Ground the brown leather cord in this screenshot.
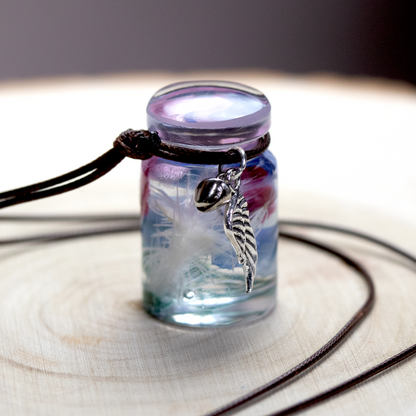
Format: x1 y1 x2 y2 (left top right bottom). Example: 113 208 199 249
204 221 416 416
0 220 141 246
0 213 141 222
151 132 271 164
3 217 416 414
266 343 416 416
1 126 416 415
0 129 270 210
0 148 124 209
280 220 416 265
204 231 375 416
114 129 272 164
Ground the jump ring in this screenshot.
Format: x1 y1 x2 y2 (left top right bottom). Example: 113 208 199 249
218 147 247 176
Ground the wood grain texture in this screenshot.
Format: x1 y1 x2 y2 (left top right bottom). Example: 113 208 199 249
1 71 416 415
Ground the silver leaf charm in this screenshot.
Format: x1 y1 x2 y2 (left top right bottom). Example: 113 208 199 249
193 148 258 293
223 188 257 293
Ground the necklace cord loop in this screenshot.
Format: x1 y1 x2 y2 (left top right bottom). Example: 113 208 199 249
218 146 247 178
113 129 161 160
0 129 270 210
4 130 415 415
150 132 270 165
0 216 415 414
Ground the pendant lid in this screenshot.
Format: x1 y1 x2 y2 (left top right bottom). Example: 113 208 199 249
146 80 271 149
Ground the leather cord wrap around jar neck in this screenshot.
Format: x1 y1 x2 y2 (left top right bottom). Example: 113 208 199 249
2 129 416 415
114 129 271 164
0 129 270 210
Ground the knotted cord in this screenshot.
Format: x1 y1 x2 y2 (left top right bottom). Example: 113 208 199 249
0 129 415 415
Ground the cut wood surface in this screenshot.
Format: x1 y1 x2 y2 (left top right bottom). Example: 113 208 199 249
1 71 416 415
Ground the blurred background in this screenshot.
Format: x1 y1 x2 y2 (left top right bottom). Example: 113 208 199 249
0 0 415 84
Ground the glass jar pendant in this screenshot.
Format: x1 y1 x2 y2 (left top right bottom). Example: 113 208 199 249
141 81 278 327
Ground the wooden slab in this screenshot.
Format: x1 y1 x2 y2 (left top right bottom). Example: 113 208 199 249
1 71 416 415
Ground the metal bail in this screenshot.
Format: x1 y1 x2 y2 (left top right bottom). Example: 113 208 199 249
194 147 258 293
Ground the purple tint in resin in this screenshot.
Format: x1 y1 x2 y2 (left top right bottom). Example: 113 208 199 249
142 80 277 327
147 81 271 147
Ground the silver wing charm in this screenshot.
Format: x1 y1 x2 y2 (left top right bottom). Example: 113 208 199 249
193 147 258 293
224 190 257 293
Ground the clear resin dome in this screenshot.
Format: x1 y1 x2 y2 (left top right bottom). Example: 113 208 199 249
146 80 271 148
